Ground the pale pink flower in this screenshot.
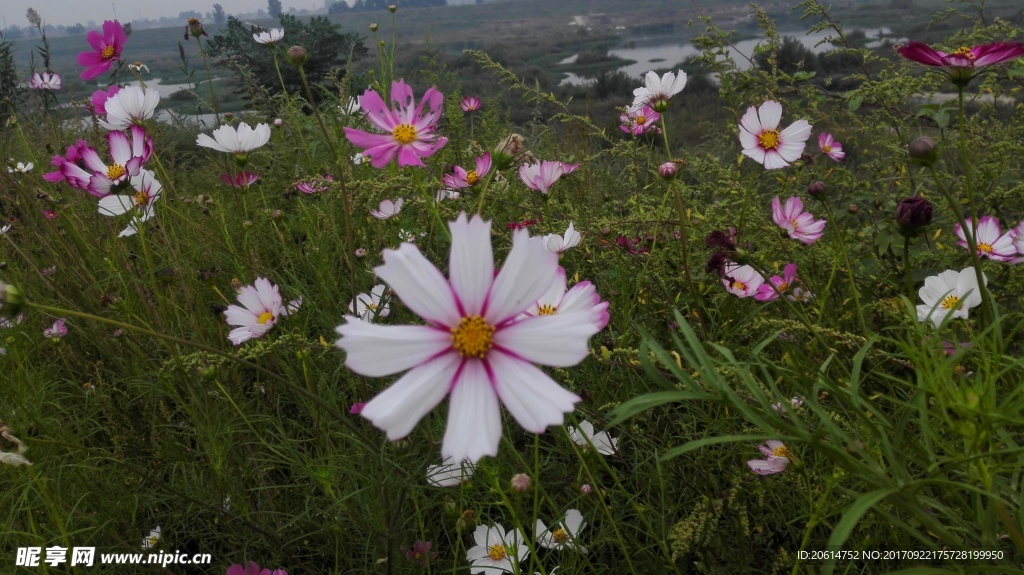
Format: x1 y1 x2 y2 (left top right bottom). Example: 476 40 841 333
343 79 448 168
349 284 390 321
630 69 687 112
30 72 61 90
98 85 161 130
817 132 845 162
771 196 826 244
44 318 67 340
738 101 812 170
294 174 333 194
252 28 284 45
443 153 491 189
722 262 764 298
335 213 601 463
57 126 153 197
747 440 791 475
221 171 261 188
224 278 284 345
520 267 609 331
954 216 1016 261
1011 221 1024 264
755 263 797 301
619 104 660 136
427 456 475 487
196 122 271 157
544 222 581 253
371 198 404 219
519 161 573 195
460 96 481 112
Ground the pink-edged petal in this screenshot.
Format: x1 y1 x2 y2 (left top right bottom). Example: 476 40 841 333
487 350 580 433
485 230 559 324
360 352 461 439
493 313 597 367
442 360 502 462
779 119 812 147
374 243 462 327
742 145 767 165
757 100 783 130
236 284 265 314
335 318 452 377
738 129 759 151
762 150 789 170
448 213 494 316
739 105 762 135
224 305 258 327
776 140 806 164
747 458 787 475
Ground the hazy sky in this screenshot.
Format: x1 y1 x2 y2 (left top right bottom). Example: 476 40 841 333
2 0 340 28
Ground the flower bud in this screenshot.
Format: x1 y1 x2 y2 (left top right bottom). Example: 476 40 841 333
0 281 25 317
847 203 859 214
580 483 593 495
355 248 367 258
286 45 308 66
510 473 531 492
492 133 531 170
388 4 397 12
273 118 283 127
895 196 933 236
271 209 282 220
908 136 938 166
369 22 379 32
806 180 826 198
184 17 207 40
658 162 677 179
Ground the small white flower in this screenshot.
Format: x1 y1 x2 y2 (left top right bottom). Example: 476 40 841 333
466 524 529 574
426 456 475 487
142 526 161 550
371 198 404 219
128 61 150 73
0 428 32 467
98 85 161 131
536 509 587 552
97 169 162 237
223 277 284 344
196 122 272 154
352 152 366 165
341 97 361 116
253 28 285 45
544 222 581 253
436 188 460 202
0 224 9 235
7 162 33 173
349 284 390 321
771 396 803 413
916 267 986 327
568 420 617 455
630 69 687 112
280 295 303 316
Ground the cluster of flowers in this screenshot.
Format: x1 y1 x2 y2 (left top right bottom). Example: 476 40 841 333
467 510 587 573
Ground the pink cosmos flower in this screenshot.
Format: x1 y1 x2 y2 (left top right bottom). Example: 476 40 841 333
771 196 826 244
747 440 791 475
817 132 845 162
519 267 609 331
349 402 365 415
44 318 67 340
896 41 1024 85
30 72 62 90
42 209 58 220
294 174 333 194
519 161 574 195
371 198 404 219
443 153 491 189
225 562 288 575
78 20 127 80
44 140 90 184
224 278 284 345
343 80 448 169
89 85 121 115
738 101 812 170
404 541 437 566
335 213 603 463
221 171 261 188
722 262 764 298
1011 221 1024 264
59 126 154 197
755 263 797 302
460 96 481 112
619 105 660 136
954 216 1016 261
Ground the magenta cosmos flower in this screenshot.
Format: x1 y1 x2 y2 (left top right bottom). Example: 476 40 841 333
722 262 764 298
738 101 812 170
55 126 154 197
224 278 285 345
226 562 287 575
817 132 845 162
444 153 491 189
78 20 127 80
519 160 575 195
460 96 481 112
335 213 603 463
619 104 660 136
897 41 1024 85
89 85 120 115
222 171 261 188
343 80 448 169
771 196 826 244
755 263 798 302
954 216 1016 261
747 440 791 475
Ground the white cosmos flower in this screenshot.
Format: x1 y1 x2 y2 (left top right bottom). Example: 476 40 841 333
0 224 10 235
142 526 161 550
253 28 284 45
536 509 587 552
0 428 32 466
371 198 404 219
738 100 812 170
128 61 150 73
349 284 390 321
544 222 581 253
224 277 284 344
916 267 986 327
519 267 609 331
97 169 162 237
426 456 475 487
336 213 602 463
466 524 529 574
7 162 33 173
568 420 617 455
196 122 271 154
98 85 161 131
630 69 687 112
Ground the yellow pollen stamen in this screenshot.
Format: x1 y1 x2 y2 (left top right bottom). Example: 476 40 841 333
537 304 558 316
107 163 126 181
978 243 993 254
487 544 507 561
952 46 976 61
257 311 274 324
789 218 800 230
822 145 832 153
134 191 148 207
777 282 789 292
772 446 791 458
636 115 646 124
133 61 142 67
451 315 494 358
101 45 116 59
466 170 479 185
758 129 781 150
941 295 960 310
392 123 417 145
733 281 746 291
553 528 569 544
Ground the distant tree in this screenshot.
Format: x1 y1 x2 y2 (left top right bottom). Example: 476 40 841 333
268 0 283 17
0 33 17 124
755 36 819 75
328 2 350 13
177 10 203 20
212 3 226 25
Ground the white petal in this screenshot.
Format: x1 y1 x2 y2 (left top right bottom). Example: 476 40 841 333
442 360 502 463
485 230 558 324
488 349 580 433
448 213 494 316
757 100 783 130
375 243 461 327
360 353 460 439
335 318 452 377
97 194 135 216
493 313 597 366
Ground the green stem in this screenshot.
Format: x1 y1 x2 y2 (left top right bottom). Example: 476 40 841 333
903 236 915 300
195 36 221 124
821 201 868 334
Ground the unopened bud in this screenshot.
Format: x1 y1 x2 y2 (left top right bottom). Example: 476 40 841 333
580 484 593 495
908 136 938 166
658 161 677 179
895 196 933 236
271 209 282 220
388 4 397 12
286 45 308 66
369 22 379 32
806 180 826 198
847 203 859 214
0 281 25 316
510 473 531 492
273 118 282 127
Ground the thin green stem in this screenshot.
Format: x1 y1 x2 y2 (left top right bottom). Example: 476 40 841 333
903 236 915 300
195 36 221 124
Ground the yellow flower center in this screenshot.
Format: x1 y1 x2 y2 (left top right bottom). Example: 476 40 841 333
772 446 791 458
392 123 417 145
257 311 274 324
758 129 781 150
107 164 126 181
941 295 960 310
147 536 158 547
487 544 507 561
101 45 116 60
636 115 646 124
978 243 993 254
553 528 569 544
732 281 746 291
952 46 976 61
822 145 832 153
466 170 479 185
451 315 494 358
537 304 557 316
134 191 148 207
777 281 789 292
